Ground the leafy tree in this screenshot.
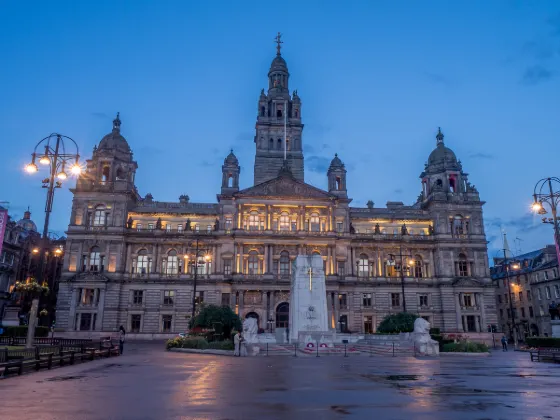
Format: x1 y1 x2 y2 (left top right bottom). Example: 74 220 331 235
189 304 242 339
377 312 419 333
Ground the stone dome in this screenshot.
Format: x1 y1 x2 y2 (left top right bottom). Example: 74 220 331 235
269 55 288 74
98 113 131 154
426 128 460 171
224 149 238 165
17 210 37 232
329 153 344 169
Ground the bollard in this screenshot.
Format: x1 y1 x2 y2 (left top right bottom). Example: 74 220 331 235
316 341 320 357
293 343 297 357
392 342 395 357
344 344 348 358
266 342 269 357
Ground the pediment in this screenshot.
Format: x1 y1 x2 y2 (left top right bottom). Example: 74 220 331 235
235 176 335 200
452 278 482 287
71 272 110 282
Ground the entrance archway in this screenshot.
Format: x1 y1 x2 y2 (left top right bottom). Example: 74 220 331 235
276 302 289 328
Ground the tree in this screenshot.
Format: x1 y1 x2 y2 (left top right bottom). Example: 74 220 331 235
377 312 418 334
189 304 242 339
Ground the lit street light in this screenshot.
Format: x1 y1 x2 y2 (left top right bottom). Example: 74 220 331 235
532 177 560 264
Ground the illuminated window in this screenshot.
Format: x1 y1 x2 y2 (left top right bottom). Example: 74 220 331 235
358 254 369 278
310 213 320 232
92 205 106 226
279 251 290 275
279 212 290 231
166 250 178 275
248 211 260 231
248 250 259 275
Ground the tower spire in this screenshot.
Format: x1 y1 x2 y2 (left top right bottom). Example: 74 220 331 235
274 32 283 56
436 127 444 145
113 112 121 131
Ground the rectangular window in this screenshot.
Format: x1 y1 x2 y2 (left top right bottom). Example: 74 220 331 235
419 294 429 307
507 308 511 318
466 315 476 332
131 314 141 333
195 291 204 306
505 293 509 303
291 221 297 231
337 262 345 276
499 308 503 318
225 217 233 230
529 306 534 317
391 293 401 308
463 293 473 307
521 307 526 318
221 293 230 306
546 286 551 299
363 316 373 334
555 285 560 298
545 271 550 280
132 290 143 305
162 315 173 333
79 313 92 331
224 259 232 275
518 291 523 302
458 261 468 277
497 295 502 304
177 224 183 232
362 293 372 307
336 222 343 232
81 289 95 305
136 223 142 231
148 223 154 230
538 288 542 300
163 290 175 305
195 224 200 232
166 224 172 231
207 225 212 233
527 290 532 301
502 279 506 288
338 293 347 309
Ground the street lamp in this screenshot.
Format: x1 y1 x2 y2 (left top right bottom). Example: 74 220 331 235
183 237 212 321
388 246 415 312
24 133 81 285
532 177 560 263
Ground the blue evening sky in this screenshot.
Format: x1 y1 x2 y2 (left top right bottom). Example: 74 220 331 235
1 0 559 261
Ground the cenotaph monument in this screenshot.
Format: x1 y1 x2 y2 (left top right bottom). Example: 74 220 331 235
289 255 331 343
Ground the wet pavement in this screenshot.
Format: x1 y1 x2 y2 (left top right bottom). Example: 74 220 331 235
1 343 559 420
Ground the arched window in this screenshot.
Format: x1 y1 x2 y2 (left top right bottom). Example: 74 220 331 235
248 250 259 275
277 138 282 150
101 166 110 184
279 212 290 231
166 250 178 275
294 109 298 118
336 177 342 190
449 177 456 193
276 302 289 328
116 167 125 180
458 253 468 277
269 138 274 150
286 139 290 151
227 174 233 188
93 205 106 227
89 246 101 272
414 256 423 278
358 254 369 278
137 249 149 274
280 251 290 275
310 213 320 232
248 211 260 231
260 106 265 117
277 109 282 118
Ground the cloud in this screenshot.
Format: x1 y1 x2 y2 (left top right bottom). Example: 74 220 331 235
520 65 555 85
394 188 403 194
468 152 495 160
91 112 109 119
303 144 315 154
306 156 330 174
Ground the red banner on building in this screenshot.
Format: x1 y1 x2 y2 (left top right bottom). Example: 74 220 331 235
0 207 7 257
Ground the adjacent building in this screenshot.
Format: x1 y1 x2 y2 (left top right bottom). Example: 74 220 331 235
492 245 559 339
55 40 496 337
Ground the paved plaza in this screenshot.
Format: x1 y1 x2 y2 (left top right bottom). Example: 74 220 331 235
1 343 559 420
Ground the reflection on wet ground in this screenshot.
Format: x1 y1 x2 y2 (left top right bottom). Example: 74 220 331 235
1 343 559 420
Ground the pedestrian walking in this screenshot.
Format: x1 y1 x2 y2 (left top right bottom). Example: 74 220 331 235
119 325 126 355
501 334 508 352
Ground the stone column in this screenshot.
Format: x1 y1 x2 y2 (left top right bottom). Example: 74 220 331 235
479 293 486 328
96 288 106 331
264 245 269 273
154 244 160 274
455 293 464 332
69 288 79 330
332 246 337 276
334 292 341 332
327 247 332 275
230 291 236 310
238 291 244 318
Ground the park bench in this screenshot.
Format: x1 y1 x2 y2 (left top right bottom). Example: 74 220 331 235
0 360 23 376
34 352 54 371
529 348 560 363
58 350 76 366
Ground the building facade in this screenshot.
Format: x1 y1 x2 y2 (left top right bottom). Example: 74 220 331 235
492 245 559 339
55 43 496 337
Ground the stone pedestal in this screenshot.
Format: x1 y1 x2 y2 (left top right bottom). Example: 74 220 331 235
289 255 329 342
2 305 21 326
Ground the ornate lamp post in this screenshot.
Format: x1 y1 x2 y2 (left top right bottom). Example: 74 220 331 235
503 253 520 348
183 237 212 322
532 177 560 263
24 133 80 346
388 246 415 313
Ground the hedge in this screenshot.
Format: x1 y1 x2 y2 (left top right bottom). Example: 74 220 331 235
166 336 234 351
442 342 489 353
431 334 455 351
525 337 560 348
377 312 419 333
0 326 50 337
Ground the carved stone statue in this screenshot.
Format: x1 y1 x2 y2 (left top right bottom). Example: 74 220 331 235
126 216 133 229
401 224 408 235
367 200 374 209
408 318 439 356
214 218 219 231
349 223 355 234
156 218 162 230
374 223 381 234
186 219 191 231
145 193 153 203
428 225 434 236
242 317 258 344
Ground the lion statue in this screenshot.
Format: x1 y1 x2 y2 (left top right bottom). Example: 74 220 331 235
413 317 431 335
242 317 258 344
410 317 439 356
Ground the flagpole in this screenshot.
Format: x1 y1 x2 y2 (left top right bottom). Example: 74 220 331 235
284 99 287 161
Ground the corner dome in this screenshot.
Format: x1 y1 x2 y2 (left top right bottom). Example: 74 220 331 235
329 153 344 169
98 113 131 154
426 128 460 171
269 55 288 73
224 149 238 165
17 210 37 232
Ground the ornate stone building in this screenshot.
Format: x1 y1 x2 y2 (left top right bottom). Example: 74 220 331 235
55 42 496 337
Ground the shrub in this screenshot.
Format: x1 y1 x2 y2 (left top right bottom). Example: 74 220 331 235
190 305 242 339
377 312 419 334
429 328 440 335
442 341 489 353
207 340 234 350
166 337 234 351
525 337 560 348
0 326 49 337
431 334 454 351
